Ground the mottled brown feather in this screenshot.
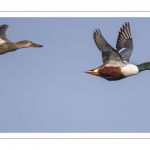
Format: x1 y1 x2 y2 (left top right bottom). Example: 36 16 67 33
0 42 18 54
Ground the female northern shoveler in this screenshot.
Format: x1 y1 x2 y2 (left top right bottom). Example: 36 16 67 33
85 22 150 81
0 24 43 55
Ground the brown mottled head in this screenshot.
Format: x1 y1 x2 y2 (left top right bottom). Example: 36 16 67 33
16 40 43 48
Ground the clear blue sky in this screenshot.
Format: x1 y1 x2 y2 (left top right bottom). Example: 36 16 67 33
0 18 150 132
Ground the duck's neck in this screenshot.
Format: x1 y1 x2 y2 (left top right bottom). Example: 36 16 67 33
15 41 28 49
137 62 150 72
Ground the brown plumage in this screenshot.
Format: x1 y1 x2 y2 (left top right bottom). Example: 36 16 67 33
98 66 125 81
0 24 43 55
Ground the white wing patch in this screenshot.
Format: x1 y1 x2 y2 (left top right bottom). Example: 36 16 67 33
0 38 6 44
119 48 126 53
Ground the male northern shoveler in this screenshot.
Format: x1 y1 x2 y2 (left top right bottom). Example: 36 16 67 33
0 24 43 55
85 22 150 81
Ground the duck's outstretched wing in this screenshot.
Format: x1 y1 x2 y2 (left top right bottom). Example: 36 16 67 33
93 29 124 66
116 22 133 63
0 25 10 43
0 25 9 36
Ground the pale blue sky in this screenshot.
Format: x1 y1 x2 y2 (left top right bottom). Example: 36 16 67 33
0 18 150 132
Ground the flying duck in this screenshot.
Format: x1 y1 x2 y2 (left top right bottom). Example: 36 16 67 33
0 24 43 55
85 22 150 81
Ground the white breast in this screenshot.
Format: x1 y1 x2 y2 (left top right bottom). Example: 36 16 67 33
121 64 139 77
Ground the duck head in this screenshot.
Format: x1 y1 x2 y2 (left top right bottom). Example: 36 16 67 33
16 40 43 48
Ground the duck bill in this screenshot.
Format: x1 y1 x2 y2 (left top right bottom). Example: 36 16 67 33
30 42 43 48
84 71 99 76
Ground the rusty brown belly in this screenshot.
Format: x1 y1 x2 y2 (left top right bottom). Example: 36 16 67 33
98 66 126 81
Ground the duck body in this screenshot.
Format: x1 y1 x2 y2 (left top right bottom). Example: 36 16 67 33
0 24 43 55
88 64 139 81
0 41 18 54
86 22 150 81
0 40 43 55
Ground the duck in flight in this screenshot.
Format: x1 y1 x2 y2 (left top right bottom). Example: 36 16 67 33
85 22 150 81
0 24 43 55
